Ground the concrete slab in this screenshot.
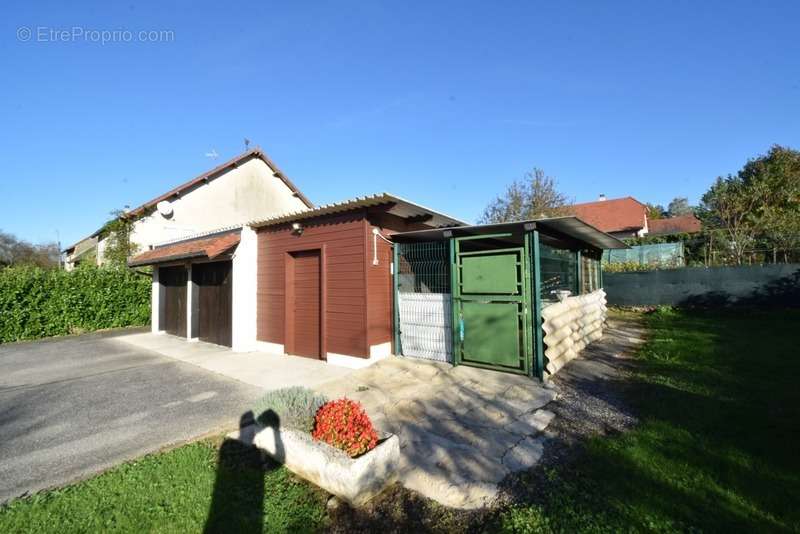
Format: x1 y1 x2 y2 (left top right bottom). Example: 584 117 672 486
315 356 559 509
115 333 354 391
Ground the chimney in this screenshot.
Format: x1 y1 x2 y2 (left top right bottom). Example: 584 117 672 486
598 194 606 201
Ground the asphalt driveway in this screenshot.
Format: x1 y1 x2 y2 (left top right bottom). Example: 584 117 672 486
0 329 261 504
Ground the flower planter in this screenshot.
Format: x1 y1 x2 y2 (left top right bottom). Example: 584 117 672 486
236 424 400 505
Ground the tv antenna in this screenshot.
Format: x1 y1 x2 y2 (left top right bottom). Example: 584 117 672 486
244 138 251 151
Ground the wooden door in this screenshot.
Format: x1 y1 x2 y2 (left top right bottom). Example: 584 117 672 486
160 266 187 337
291 250 321 358
194 261 233 347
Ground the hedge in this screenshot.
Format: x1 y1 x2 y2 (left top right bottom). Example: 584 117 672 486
0 265 151 343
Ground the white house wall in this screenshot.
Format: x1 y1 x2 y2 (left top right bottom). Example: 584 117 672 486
96 157 309 264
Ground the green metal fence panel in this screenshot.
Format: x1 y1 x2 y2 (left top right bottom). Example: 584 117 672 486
396 241 452 362
603 242 684 267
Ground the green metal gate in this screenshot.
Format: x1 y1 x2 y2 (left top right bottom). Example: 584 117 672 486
451 234 533 375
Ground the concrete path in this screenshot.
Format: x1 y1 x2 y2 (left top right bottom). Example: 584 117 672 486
115 333 354 391
316 358 558 509
0 330 260 504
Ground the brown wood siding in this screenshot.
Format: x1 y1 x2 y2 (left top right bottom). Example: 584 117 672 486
365 212 433 350
257 211 368 357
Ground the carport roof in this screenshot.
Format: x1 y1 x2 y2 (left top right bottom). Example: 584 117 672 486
390 216 629 250
248 192 466 228
128 230 241 267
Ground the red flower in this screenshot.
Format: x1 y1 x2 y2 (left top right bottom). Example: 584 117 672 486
312 398 378 457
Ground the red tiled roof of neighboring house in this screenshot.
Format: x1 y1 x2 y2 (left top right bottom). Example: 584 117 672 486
128 231 240 267
126 148 314 218
647 214 702 236
566 197 648 234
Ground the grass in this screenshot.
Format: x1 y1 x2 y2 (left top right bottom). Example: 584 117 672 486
3 309 798 533
0 438 327 533
498 308 800 533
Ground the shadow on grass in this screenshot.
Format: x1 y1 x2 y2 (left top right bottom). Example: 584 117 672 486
204 411 269 534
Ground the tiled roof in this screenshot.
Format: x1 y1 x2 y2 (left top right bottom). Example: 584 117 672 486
128 231 240 267
648 214 702 236
566 197 647 233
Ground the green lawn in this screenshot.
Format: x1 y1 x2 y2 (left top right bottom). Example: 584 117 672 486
3 309 798 533
0 438 327 533
499 308 800 533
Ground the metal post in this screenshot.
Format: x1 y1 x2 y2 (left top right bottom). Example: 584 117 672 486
392 243 402 356
449 237 460 366
531 230 545 381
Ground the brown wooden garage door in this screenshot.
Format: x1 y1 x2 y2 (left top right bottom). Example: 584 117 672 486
291 250 321 358
193 261 232 347
160 266 187 337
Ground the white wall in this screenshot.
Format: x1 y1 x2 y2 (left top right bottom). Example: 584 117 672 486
151 267 161 333
231 226 258 352
95 157 309 264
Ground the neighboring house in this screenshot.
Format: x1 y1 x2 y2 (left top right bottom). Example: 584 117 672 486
647 214 702 237
567 195 650 238
63 148 313 270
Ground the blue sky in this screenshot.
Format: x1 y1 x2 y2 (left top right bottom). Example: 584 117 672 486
2 1 798 247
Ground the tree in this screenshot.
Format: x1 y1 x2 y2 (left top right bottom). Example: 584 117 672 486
646 203 665 220
700 176 759 265
667 197 693 217
479 168 569 224
100 210 140 268
738 145 800 261
0 230 60 268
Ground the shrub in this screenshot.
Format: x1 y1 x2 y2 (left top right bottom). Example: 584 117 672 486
252 387 327 433
312 398 378 457
0 264 151 343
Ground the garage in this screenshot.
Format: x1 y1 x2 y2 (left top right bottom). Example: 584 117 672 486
160 265 187 337
192 260 233 347
128 230 242 348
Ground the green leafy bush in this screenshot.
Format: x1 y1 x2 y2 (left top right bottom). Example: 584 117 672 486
252 387 328 433
0 265 151 343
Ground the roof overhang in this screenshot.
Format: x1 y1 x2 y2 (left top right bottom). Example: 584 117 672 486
391 216 629 250
248 193 465 229
127 230 241 267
